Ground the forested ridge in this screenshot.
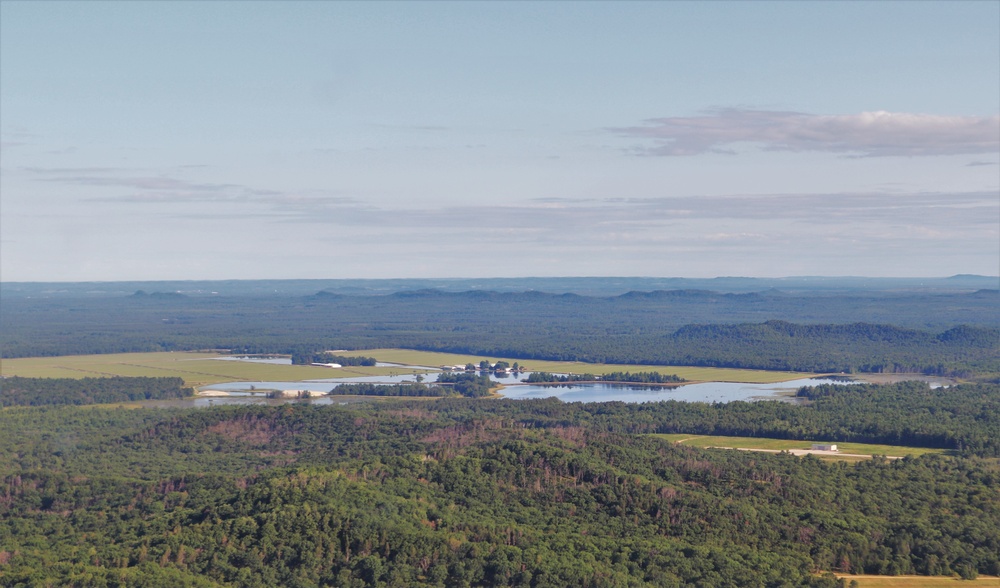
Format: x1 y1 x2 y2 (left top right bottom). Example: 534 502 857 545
4 275 995 299
3 289 997 376
1 387 999 587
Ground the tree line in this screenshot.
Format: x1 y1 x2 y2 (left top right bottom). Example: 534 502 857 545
332 383 448 397
0 376 191 407
526 371 685 384
290 352 377 366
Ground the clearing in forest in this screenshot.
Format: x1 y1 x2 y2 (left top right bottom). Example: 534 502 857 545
653 434 950 461
1 349 819 387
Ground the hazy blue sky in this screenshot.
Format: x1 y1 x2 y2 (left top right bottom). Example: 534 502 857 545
2 1 998 281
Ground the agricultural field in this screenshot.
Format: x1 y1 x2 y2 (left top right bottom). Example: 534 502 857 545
0 349 818 387
0 351 419 387
653 434 950 460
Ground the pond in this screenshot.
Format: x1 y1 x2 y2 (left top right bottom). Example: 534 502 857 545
497 377 849 404
163 375 864 409
148 362 952 409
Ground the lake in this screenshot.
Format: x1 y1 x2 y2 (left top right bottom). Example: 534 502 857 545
147 359 952 409
497 377 844 403
151 375 866 409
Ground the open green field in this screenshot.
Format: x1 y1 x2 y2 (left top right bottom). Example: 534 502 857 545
1 349 818 387
653 434 949 460
834 575 1000 587
0 352 430 388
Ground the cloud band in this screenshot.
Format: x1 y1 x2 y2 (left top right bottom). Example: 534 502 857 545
612 109 1000 157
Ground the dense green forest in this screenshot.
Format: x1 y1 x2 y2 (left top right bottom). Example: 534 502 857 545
2 290 998 376
0 376 191 407
1 388 998 587
2 378 995 456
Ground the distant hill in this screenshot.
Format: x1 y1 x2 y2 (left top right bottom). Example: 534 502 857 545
2 275 997 298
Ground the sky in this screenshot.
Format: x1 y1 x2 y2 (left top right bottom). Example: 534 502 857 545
1 1 998 282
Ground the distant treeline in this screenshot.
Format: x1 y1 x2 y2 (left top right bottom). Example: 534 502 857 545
290 351 376 366
0 376 191 407
331 383 447 397
3 290 998 377
526 371 685 384
333 373 494 399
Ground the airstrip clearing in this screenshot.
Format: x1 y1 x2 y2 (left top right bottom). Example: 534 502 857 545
1 349 818 387
654 434 949 461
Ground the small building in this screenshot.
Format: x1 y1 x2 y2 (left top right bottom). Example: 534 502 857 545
811 443 838 451
311 363 342 368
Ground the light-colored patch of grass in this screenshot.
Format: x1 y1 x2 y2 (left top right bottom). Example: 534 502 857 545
651 434 948 459
0 352 435 388
835 574 1000 587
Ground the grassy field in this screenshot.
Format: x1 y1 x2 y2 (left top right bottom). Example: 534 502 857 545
834 574 999 587
1 349 818 387
0 352 431 388
653 434 949 460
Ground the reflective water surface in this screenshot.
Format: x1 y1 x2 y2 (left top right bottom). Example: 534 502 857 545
151 376 859 408
497 378 846 404
140 361 951 409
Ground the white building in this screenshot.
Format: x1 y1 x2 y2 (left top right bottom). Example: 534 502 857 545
811 443 838 451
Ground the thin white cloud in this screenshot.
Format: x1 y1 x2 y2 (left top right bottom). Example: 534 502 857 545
269 191 999 240
23 166 126 174
40 174 241 193
25 168 293 203
612 109 1000 157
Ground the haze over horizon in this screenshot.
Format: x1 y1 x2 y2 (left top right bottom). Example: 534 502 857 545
2 1 998 282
